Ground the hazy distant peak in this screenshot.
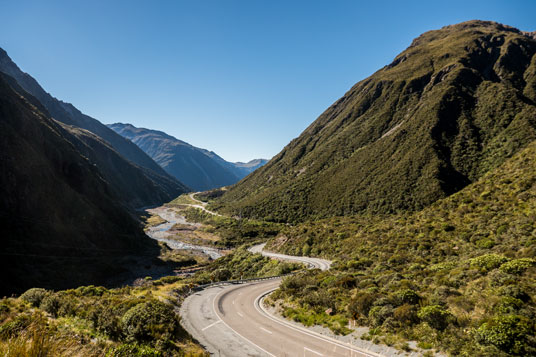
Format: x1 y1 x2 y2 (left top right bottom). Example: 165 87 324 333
108 122 268 191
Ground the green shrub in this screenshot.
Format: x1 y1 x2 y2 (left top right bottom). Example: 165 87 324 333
369 305 393 327
153 276 182 286
417 305 451 330
212 268 231 281
75 285 107 297
494 296 523 314
394 289 420 305
0 313 33 338
121 301 178 346
499 258 536 275
476 314 534 355
498 285 530 302
96 305 123 339
469 254 508 272
348 291 376 318
393 304 418 325
109 343 162 356
40 293 62 317
20 288 48 307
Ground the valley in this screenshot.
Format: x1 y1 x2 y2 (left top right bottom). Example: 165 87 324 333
1 16 535 357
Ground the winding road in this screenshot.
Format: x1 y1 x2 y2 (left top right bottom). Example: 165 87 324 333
180 244 381 357
185 192 223 216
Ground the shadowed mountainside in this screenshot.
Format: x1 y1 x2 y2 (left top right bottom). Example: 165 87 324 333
0 72 162 295
0 48 190 206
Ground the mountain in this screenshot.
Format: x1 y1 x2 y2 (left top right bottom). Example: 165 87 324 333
0 48 189 206
268 137 536 356
213 20 536 222
0 72 161 295
108 123 268 191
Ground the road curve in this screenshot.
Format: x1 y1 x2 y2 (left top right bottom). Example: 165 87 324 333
248 243 331 271
180 245 381 356
184 192 222 216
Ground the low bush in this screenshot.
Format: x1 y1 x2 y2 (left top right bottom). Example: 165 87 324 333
417 305 451 331
20 288 48 307
121 301 179 347
476 314 535 355
469 254 508 272
499 258 536 275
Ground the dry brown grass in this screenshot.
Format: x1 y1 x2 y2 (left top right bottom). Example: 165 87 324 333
0 314 106 357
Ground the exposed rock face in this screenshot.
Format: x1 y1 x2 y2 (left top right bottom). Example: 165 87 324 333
214 20 536 222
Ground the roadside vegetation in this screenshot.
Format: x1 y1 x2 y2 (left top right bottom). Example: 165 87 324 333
0 285 206 356
264 140 536 356
0 244 301 357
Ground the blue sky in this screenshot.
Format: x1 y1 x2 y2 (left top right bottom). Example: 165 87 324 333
1 1 535 162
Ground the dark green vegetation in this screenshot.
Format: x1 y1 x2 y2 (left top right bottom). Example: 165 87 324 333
0 286 206 356
0 48 189 208
0 246 297 356
214 21 536 222
108 123 267 191
265 138 536 355
0 71 170 295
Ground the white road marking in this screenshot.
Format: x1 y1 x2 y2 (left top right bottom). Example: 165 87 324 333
304 347 323 356
232 300 235 305
201 320 222 331
260 327 273 334
213 286 276 357
254 289 379 357
237 312 244 317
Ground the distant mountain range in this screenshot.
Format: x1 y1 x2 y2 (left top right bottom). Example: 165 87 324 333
108 123 268 191
0 48 190 207
213 20 536 222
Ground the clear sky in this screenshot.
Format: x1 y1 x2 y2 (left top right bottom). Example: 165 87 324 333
1 1 535 162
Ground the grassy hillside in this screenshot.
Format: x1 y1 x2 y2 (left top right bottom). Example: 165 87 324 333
214 20 536 222
266 138 536 355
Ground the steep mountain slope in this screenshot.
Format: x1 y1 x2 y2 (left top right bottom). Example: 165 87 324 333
0 48 189 205
108 123 267 191
0 73 160 295
268 137 536 356
214 20 536 222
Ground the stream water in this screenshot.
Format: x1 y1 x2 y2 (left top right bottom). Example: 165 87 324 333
145 207 223 260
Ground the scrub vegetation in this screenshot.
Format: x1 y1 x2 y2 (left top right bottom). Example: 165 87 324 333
212 20 536 223
266 139 536 356
0 246 301 356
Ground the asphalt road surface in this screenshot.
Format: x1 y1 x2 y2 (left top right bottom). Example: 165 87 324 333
180 245 381 356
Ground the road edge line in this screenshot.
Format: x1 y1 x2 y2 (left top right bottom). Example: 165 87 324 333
213 284 277 357
255 288 383 357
